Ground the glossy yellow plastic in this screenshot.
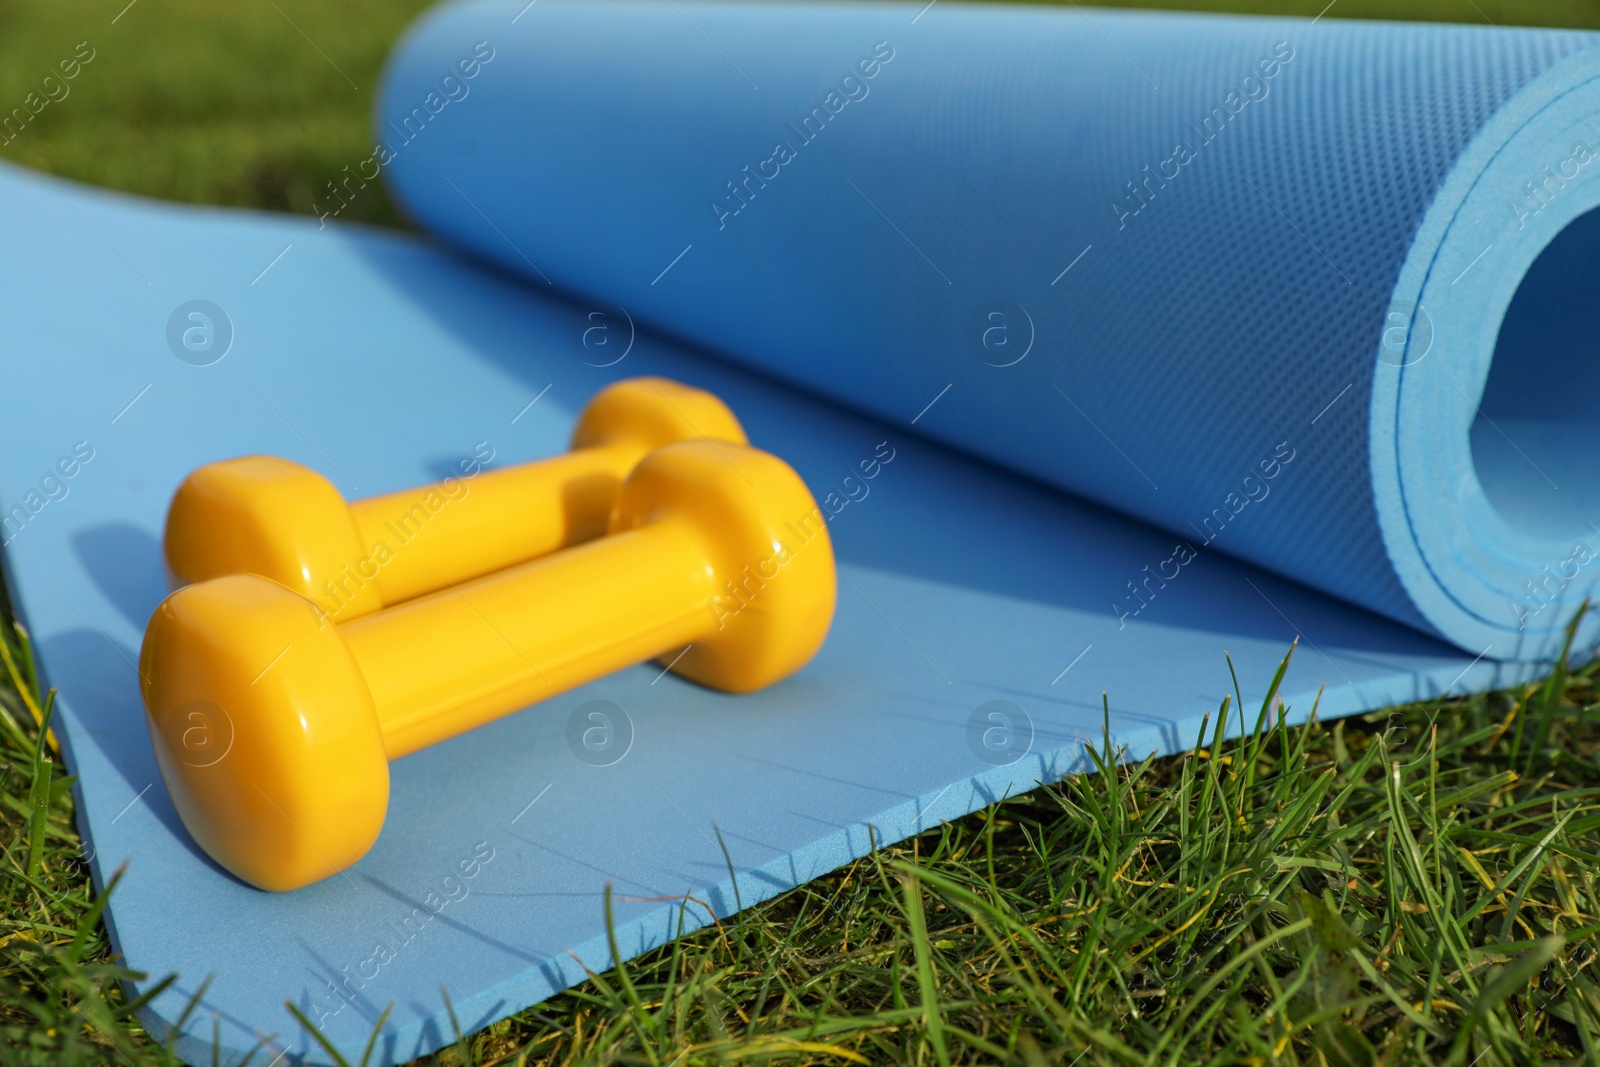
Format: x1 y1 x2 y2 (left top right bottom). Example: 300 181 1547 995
163 376 747 620
140 440 836 891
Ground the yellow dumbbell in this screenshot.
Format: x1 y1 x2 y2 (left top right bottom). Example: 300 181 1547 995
139 440 835 892
163 377 746 620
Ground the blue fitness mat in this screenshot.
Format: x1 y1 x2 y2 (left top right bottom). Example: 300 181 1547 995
2 1 1598 1063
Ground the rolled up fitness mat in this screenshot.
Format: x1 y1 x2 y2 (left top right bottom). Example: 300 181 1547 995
1 2 1596 1064
382 0 1600 661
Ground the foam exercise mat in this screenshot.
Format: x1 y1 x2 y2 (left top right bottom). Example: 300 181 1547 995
3 1 1599 1063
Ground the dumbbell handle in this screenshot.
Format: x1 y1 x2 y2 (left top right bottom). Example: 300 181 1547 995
164 377 747 620
347 441 635 607
343 518 710 758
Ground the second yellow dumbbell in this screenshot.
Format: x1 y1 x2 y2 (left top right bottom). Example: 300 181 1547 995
164 377 745 620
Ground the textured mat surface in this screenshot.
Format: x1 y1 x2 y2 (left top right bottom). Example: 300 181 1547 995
381 0 1600 659
2 1 1599 1064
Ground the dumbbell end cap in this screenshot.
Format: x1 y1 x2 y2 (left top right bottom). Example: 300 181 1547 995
611 440 837 693
572 377 748 453
165 456 382 619
140 574 389 892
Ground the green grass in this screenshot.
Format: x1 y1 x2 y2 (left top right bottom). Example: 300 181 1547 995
0 0 435 228
11 603 1600 1065
7 0 1600 1063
